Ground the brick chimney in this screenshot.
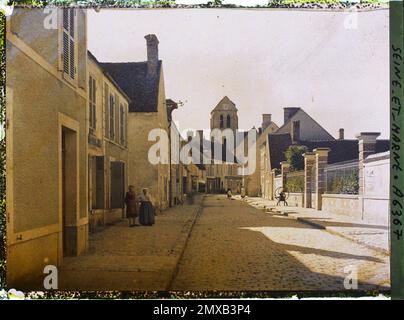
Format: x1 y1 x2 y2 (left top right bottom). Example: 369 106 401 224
338 128 344 140
145 34 159 75
284 107 300 124
262 114 272 130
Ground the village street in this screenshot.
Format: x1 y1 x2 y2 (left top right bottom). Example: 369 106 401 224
59 194 389 292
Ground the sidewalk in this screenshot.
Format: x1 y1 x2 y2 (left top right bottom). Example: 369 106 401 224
59 195 203 291
235 196 389 255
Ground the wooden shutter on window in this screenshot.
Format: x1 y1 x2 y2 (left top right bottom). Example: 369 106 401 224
77 9 87 89
109 94 115 139
89 76 96 130
104 83 109 137
89 77 93 128
62 9 76 81
115 94 119 143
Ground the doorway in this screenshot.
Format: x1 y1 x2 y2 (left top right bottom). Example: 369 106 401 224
61 127 78 256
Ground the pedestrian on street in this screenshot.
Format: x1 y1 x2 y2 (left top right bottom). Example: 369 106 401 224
227 188 232 199
138 188 155 226
241 186 246 199
124 185 138 227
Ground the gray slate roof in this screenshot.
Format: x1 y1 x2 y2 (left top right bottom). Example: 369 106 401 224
268 133 390 170
100 61 162 112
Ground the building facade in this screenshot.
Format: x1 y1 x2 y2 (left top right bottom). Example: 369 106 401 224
87 52 129 230
6 8 88 288
100 35 171 211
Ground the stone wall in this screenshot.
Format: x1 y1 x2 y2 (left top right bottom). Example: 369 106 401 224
288 193 304 207
363 152 389 225
321 194 361 219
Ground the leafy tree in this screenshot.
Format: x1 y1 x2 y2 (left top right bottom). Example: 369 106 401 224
284 145 307 171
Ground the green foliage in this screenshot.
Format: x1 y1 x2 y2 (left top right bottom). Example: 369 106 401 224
285 175 304 193
0 12 5 289
284 145 307 171
329 171 359 195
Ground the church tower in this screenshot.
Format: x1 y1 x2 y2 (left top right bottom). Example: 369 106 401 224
210 96 238 132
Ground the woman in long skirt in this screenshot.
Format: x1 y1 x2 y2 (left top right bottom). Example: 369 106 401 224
124 185 138 227
138 188 155 226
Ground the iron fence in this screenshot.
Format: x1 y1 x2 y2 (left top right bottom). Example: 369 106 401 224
325 160 359 195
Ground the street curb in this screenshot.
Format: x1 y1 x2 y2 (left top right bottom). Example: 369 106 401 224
165 196 205 290
299 217 390 256
278 213 390 256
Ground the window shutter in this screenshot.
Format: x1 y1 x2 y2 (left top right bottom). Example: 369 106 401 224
109 94 115 139
63 28 69 75
92 77 96 129
104 83 109 137
115 94 119 143
69 38 75 79
62 9 76 81
88 77 92 128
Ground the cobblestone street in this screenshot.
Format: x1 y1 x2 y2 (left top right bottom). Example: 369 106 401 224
59 197 202 291
59 194 389 292
171 195 390 292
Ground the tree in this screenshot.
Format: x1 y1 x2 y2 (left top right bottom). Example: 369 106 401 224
284 145 307 171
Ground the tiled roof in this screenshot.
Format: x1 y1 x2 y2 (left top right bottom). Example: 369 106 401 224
100 61 162 112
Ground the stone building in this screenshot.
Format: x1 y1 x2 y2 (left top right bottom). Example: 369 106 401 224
166 100 186 206
100 34 171 211
6 8 88 288
87 52 129 230
205 97 241 194
254 114 279 198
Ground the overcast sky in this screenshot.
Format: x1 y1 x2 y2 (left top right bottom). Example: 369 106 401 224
88 8 389 139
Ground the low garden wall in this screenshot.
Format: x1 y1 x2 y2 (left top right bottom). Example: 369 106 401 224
321 194 361 219
288 193 304 207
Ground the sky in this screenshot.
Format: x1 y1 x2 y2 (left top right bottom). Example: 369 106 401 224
88 8 389 139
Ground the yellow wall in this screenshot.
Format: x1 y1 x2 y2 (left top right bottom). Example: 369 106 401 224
6 8 88 288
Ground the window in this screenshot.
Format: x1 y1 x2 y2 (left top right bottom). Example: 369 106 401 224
219 115 224 128
120 104 126 146
89 76 96 130
226 115 231 128
62 9 76 81
109 94 115 139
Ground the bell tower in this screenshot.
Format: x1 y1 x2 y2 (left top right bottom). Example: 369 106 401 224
210 96 238 132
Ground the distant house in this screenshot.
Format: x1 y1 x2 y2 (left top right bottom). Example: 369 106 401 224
275 107 335 142
99 34 171 210
258 107 389 199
